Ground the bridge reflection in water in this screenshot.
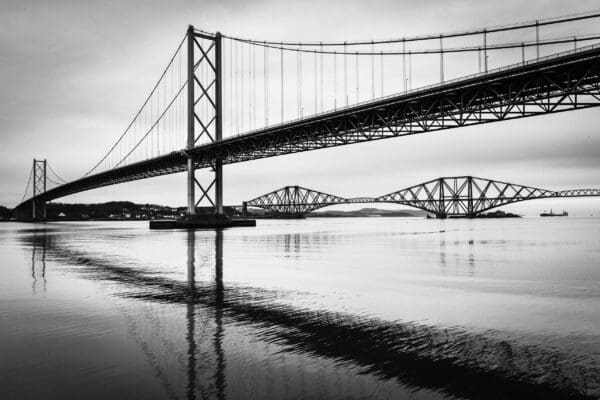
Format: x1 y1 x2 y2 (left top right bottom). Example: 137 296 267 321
26 228 600 400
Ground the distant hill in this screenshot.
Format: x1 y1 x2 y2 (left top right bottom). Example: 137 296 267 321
2 202 427 220
0 206 12 220
309 207 428 218
3 201 241 221
43 201 182 220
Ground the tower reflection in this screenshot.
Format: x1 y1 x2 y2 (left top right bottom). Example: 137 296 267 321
30 229 47 295
186 229 226 400
186 231 197 399
213 230 226 400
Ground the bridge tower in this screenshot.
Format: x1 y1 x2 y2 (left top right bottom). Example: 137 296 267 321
32 159 47 221
150 26 254 229
466 176 474 218
186 25 223 217
438 178 446 219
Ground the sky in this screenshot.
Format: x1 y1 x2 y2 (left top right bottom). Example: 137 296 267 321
1 0 600 216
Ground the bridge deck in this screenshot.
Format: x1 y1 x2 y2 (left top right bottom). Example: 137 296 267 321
17 43 600 207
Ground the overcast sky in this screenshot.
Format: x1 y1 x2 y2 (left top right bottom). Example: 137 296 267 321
1 0 600 215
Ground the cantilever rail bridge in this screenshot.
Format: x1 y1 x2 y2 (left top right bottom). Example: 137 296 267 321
244 176 600 218
14 13 600 220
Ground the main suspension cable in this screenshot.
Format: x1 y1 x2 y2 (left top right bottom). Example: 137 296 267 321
115 83 187 169
220 10 600 46
85 32 187 177
46 176 61 186
47 163 68 184
20 167 33 203
228 32 600 56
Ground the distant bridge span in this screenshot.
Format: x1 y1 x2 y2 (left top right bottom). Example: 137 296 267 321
244 176 600 218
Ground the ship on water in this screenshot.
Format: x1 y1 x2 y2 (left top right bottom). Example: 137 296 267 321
540 209 568 217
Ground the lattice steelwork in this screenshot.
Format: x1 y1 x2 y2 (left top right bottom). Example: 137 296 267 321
377 176 558 217
245 176 600 218
246 186 346 214
557 189 600 196
345 197 377 204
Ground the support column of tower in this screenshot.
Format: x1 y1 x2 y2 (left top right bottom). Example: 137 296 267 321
186 25 196 215
467 176 474 218
437 177 447 219
214 31 223 215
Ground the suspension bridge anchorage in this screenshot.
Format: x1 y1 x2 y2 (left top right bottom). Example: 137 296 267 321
13 14 600 225
243 177 600 219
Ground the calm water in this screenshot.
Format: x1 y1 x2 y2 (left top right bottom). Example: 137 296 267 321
1 217 599 399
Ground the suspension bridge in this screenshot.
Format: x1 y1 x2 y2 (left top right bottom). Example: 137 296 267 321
13 12 600 224
243 176 600 218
